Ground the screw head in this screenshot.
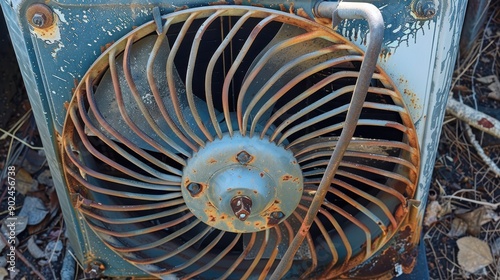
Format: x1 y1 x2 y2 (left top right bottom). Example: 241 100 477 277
268 211 285 226
26 3 54 29
186 182 202 196
270 211 285 220
84 261 105 278
413 0 436 19
236 151 252 165
422 2 436 17
31 13 46 28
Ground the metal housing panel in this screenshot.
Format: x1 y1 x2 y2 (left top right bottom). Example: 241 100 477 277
0 0 467 277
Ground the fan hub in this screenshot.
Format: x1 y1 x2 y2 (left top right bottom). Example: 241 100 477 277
182 134 303 233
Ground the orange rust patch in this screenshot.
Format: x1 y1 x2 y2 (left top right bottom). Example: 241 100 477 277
282 175 293 181
296 8 312 20
208 158 217 164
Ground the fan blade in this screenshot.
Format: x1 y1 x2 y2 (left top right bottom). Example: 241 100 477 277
238 24 350 135
87 35 217 153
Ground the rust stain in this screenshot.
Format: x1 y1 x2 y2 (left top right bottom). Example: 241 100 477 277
379 48 392 60
296 8 312 20
208 1 228 5
234 0 243 4
174 5 189 12
208 158 217 164
282 174 293 181
478 118 494 128
403 88 421 110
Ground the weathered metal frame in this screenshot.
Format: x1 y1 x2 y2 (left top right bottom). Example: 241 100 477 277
0 0 468 278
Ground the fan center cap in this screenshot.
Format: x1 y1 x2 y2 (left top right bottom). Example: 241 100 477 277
182 134 303 233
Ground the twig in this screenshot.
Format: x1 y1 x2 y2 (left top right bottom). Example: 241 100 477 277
0 233 46 280
0 127 43 150
441 189 500 209
464 123 500 177
447 98 500 138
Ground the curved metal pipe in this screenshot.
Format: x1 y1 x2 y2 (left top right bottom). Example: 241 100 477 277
270 2 384 279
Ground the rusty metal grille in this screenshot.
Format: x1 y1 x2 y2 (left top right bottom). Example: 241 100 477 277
61 6 419 279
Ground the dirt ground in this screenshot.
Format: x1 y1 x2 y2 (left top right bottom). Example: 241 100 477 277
0 2 499 280
424 1 500 279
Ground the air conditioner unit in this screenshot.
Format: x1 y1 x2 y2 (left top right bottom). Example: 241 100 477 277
1 0 466 279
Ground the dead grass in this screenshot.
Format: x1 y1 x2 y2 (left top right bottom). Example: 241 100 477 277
424 1 500 279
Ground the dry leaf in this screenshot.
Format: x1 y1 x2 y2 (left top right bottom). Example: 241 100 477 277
424 200 442 226
18 196 49 225
456 207 498 236
447 218 467 238
36 169 54 187
476 75 500 101
488 91 500 101
61 249 76 280
45 240 63 262
27 236 45 259
0 267 7 280
0 236 5 252
457 236 494 273
14 168 39 195
8 267 18 280
476 75 498 84
492 238 500 257
1 216 28 236
0 256 6 267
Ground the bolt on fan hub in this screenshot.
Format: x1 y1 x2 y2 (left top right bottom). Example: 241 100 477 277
182 134 303 233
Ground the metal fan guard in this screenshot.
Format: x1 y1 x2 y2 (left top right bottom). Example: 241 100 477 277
62 5 419 279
